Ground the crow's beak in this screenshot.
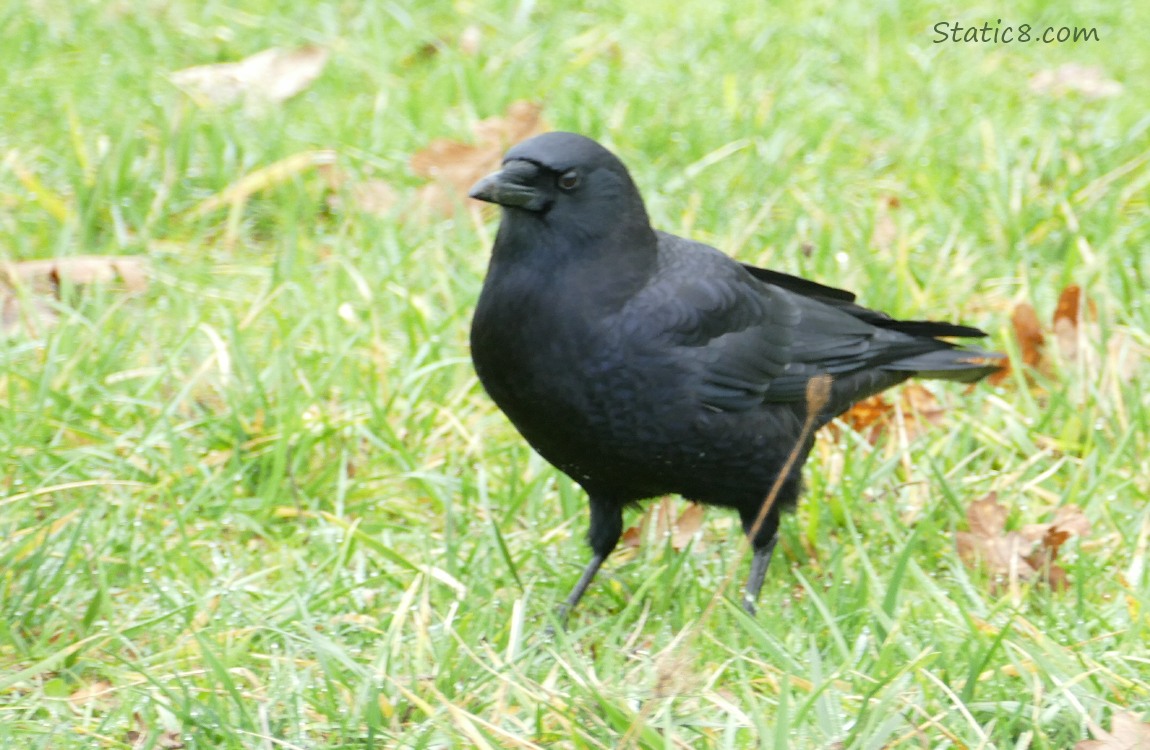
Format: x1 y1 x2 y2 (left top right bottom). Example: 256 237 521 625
469 160 548 211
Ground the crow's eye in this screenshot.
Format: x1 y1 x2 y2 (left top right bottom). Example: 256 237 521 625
557 170 580 191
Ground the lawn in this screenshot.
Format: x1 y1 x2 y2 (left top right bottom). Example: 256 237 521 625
1 0 1148 747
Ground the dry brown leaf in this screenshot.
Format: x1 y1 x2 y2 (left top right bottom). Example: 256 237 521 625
1053 285 1083 328
838 394 890 439
1012 302 1045 369
1 255 149 292
621 500 660 549
1048 504 1091 539
997 286 1142 393
410 101 547 215
955 494 1040 580
956 494 1089 591
902 383 944 427
619 526 643 549
621 498 706 553
128 728 184 750
837 383 944 444
1053 284 1083 360
984 353 1013 386
1020 505 1093 590
126 713 145 749
69 679 115 706
987 300 1045 385
1029 63 1123 99
1076 711 1150 750
956 530 1038 579
171 46 329 107
1 256 148 338
671 503 705 552
966 493 1008 538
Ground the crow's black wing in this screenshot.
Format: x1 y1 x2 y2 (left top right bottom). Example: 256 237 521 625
739 258 987 339
622 237 797 411
637 234 989 411
739 263 857 302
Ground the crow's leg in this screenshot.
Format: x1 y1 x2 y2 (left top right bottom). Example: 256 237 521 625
557 494 623 622
740 505 781 615
742 535 779 615
559 554 605 618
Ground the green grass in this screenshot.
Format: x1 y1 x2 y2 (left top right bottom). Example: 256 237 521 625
2 0 1148 747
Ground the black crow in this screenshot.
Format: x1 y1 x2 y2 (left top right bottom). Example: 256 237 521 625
468 132 1003 618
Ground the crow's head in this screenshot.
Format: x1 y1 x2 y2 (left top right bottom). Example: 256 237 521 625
470 132 650 239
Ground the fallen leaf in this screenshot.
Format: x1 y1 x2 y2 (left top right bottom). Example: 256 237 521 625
956 494 1089 592
1053 284 1082 360
983 353 1013 386
955 494 1039 580
69 679 115 706
621 500 660 549
837 383 944 444
996 286 1142 396
1029 63 1123 99
1052 285 1083 327
1 256 148 338
171 46 329 108
126 713 146 748
838 394 889 439
902 383 945 427
966 493 1008 538
1047 504 1091 539
1012 302 1045 369
1020 505 1092 590
1 255 149 292
1076 711 1150 750
128 725 185 750
620 524 644 549
410 101 547 215
671 503 705 551
987 300 1045 386
621 498 706 553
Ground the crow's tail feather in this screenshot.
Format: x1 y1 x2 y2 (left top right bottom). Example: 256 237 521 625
882 347 1006 383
